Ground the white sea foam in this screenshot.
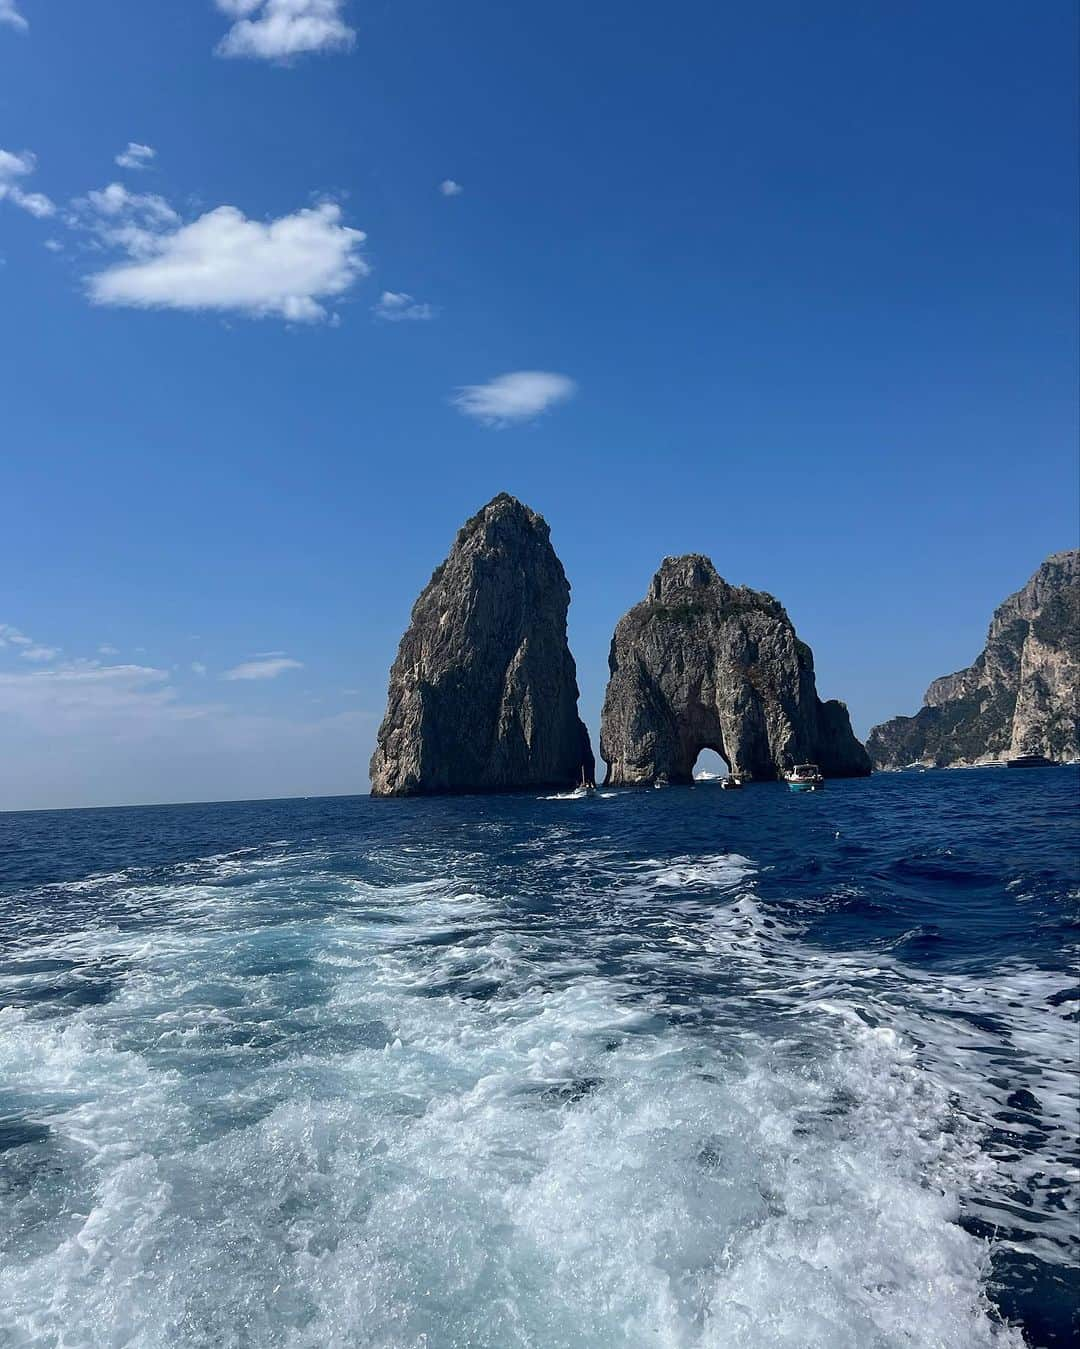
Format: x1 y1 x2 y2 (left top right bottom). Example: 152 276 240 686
0 837 1063 1347
617 852 758 904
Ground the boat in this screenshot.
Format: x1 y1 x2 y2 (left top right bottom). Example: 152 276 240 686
784 763 824 791
1006 754 1057 769
720 775 743 790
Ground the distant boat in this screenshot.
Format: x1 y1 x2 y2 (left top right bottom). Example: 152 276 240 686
784 763 824 792
1006 754 1057 769
720 775 743 790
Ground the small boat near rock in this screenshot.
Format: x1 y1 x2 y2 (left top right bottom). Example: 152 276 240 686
1006 754 1057 769
720 775 743 790
784 764 824 792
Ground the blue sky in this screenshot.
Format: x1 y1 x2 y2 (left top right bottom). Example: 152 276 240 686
1 0 1077 809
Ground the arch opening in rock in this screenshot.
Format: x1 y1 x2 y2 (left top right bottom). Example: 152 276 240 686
692 747 729 781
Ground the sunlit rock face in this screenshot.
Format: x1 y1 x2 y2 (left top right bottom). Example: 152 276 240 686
868 550 1080 769
370 494 594 796
600 554 870 785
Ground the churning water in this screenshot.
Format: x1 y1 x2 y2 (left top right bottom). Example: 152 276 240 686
0 769 1076 1348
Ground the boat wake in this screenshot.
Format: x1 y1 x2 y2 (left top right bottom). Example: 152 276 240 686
0 779 1075 1347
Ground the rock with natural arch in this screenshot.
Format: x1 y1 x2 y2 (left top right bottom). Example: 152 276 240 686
600 555 871 785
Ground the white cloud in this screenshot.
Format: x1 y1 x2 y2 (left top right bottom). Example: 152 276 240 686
0 623 60 661
83 182 175 221
10 190 53 219
439 179 463 197
453 371 577 427
1 624 61 662
0 0 27 32
76 181 179 244
0 662 177 732
222 656 304 680
115 142 157 171
0 623 33 647
98 643 120 655
215 0 354 60
373 289 436 322
86 201 368 323
0 149 56 218
68 181 182 262
191 661 208 676
0 648 372 810
44 238 63 252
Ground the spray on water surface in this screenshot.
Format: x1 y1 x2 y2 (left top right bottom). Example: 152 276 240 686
0 769 1076 1347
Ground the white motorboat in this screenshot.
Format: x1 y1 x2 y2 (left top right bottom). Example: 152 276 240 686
784 763 824 792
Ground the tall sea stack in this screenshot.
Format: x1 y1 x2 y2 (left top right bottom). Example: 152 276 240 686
600 554 871 784
867 550 1080 768
370 494 594 796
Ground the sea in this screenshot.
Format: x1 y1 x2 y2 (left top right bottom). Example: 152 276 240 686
0 768 1076 1349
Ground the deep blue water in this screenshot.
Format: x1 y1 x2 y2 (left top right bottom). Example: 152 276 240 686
0 769 1077 1348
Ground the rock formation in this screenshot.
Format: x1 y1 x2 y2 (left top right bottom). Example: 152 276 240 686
599 554 871 784
867 550 1080 769
370 494 594 795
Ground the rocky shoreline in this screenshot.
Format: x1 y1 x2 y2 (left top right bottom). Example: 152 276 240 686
867 551 1079 770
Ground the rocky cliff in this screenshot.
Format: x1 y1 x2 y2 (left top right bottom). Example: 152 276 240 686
599 555 871 784
370 494 594 796
867 550 1080 769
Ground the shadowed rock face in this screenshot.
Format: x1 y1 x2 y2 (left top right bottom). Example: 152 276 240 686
867 550 1080 769
370 494 594 796
600 555 870 784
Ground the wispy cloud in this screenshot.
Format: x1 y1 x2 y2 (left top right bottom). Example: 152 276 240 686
439 179 463 197
373 290 436 322
215 0 354 60
0 623 33 647
0 0 27 32
0 662 177 733
453 371 577 428
222 656 304 680
0 150 55 219
69 181 182 257
115 142 157 171
191 661 208 676
0 645 369 809
18 156 368 327
80 183 177 224
1 623 63 663
85 199 368 323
